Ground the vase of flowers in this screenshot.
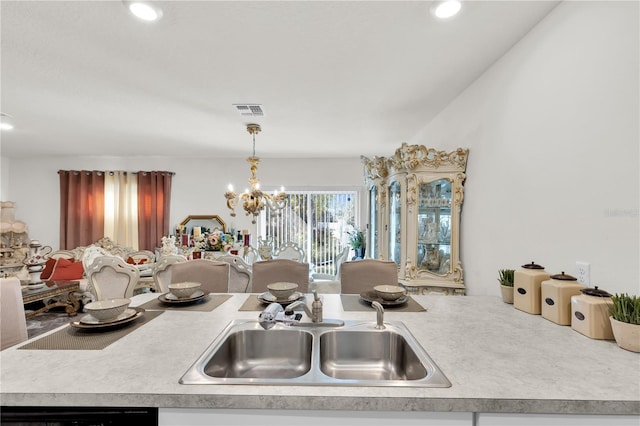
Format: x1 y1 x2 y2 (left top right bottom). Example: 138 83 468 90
195 229 235 253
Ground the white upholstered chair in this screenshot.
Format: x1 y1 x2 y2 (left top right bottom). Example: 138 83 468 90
1 277 28 350
170 259 230 293
251 259 310 294
339 259 398 294
152 254 187 293
273 242 305 262
216 254 252 293
85 255 140 301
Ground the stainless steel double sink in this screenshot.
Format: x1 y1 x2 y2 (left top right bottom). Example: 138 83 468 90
179 319 451 387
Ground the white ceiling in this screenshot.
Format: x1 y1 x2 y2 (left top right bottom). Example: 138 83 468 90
0 0 560 159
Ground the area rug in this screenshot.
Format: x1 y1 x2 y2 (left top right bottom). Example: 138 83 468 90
25 310 80 339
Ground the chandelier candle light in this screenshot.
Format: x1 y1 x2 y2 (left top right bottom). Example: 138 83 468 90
224 124 287 224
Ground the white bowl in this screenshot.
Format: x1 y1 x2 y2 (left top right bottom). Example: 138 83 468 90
374 285 406 301
168 282 202 299
267 282 299 300
84 298 131 321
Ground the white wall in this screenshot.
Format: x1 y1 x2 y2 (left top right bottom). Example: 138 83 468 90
1 156 365 250
409 1 639 295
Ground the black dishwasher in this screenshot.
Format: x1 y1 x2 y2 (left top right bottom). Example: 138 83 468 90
0 406 157 425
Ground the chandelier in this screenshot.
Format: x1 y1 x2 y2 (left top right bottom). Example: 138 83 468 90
224 124 287 224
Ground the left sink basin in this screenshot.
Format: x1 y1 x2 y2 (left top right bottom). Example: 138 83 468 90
202 328 313 379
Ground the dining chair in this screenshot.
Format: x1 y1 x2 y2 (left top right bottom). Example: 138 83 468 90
273 241 305 262
216 254 252 293
339 259 398 294
170 259 230 294
0 277 28 350
242 245 260 265
251 259 310 294
85 255 140 301
152 254 187 293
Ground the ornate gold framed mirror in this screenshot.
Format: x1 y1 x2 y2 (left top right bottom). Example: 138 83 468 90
179 215 227 234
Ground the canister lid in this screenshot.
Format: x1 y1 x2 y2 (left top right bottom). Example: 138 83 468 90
521 261 544 270
550 271 577 281
580 286 612 297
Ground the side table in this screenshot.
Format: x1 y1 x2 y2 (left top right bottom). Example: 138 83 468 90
21 280 81 318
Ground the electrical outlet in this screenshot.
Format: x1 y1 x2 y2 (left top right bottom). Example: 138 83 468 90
576 261 590 285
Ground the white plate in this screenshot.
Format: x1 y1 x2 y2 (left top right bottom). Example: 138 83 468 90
71 308 144 330
257 291 304 306
158 290 208 305
165 289 205 301
80 307 138 325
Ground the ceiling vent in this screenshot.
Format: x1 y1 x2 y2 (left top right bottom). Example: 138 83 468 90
234 104 265 117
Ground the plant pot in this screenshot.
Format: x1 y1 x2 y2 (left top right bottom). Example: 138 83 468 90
352 247 365 260
500 285 514 304
610 316 640 352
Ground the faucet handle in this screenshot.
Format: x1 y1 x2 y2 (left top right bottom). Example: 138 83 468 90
371 301 385 330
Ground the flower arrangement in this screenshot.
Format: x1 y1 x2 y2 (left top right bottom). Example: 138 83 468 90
194 229 235 252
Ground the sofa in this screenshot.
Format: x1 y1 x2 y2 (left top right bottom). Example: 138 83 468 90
44 237 155 304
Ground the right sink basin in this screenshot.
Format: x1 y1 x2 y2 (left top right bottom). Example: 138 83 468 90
319 329 428 381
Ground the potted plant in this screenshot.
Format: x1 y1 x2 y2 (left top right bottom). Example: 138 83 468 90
609 293 640 352
498 268 515 304
348 228 366 260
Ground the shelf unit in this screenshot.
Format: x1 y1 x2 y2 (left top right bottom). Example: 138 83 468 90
363 144 468 295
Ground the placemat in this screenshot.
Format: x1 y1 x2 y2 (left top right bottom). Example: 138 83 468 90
18 310 164 350
237 294 308 311
238 294 269 311
340 294 426 312
137 294 232 312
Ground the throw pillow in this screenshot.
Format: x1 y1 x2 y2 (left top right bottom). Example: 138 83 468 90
40 257 58 280
48 258 84 281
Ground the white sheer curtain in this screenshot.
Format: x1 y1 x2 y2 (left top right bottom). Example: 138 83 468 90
104 171 139 249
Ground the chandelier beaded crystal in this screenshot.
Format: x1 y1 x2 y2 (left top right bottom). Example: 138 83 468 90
224 124 287 224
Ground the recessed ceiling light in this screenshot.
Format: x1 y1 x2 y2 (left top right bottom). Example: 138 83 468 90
431 0 462 19
0 113 14 131
124 1 163 22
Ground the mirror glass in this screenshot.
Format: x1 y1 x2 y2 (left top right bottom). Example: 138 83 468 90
179 215 227 235
368 185 378 259
416 178 451 275
388 181 401 265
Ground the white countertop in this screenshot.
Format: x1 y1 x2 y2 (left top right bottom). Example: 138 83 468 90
1 293 639 414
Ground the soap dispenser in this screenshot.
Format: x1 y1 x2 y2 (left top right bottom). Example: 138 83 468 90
312 290 323 323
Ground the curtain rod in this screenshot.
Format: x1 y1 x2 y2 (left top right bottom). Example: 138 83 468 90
58 170 176 176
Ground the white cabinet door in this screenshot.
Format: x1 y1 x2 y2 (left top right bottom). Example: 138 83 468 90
477 413 640 426
159 409 473 426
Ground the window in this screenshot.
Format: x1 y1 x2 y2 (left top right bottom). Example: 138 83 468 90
258 189 359 276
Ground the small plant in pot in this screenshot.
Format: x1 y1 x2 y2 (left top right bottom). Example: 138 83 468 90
498 269 515 304
348 228 366 260
609 293 640 352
